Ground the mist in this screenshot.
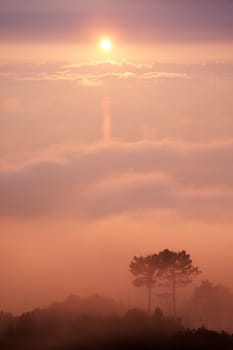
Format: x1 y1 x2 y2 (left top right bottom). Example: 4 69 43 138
1 0 233 349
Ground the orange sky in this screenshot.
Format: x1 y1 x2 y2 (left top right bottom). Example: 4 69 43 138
0 1 233 314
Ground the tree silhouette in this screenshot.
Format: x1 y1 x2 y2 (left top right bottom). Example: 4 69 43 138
158 249 201 318
129 254 160 313
130 250 201 317
185 280 233 331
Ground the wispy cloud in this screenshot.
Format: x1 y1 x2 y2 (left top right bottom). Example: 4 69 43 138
0 60 190 85
3 60 233 85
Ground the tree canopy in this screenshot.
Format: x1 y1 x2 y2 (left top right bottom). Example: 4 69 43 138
130 249 201 316
129 254 160 313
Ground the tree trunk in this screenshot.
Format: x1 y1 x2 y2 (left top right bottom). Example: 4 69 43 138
172 268 176 319
147 286 152 314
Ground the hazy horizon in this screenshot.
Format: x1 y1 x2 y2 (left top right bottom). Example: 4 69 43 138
0 0 233 317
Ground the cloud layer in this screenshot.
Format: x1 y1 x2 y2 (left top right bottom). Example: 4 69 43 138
1 140 233 221
0 60 190 84
2 60 233 85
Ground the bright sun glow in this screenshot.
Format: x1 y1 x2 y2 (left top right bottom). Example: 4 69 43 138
100 39 112 51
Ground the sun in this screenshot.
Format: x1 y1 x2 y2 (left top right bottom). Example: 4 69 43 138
100 39 112 51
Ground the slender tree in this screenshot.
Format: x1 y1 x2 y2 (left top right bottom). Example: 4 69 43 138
158 249 201 318
129 254 159 313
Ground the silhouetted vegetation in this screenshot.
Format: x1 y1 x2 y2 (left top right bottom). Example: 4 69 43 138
130 249 200 316
0 250 232 349
130 254 159 313
182 280 233 332
0 295 232 350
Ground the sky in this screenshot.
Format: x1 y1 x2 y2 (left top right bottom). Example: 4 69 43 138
0 0 233 314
